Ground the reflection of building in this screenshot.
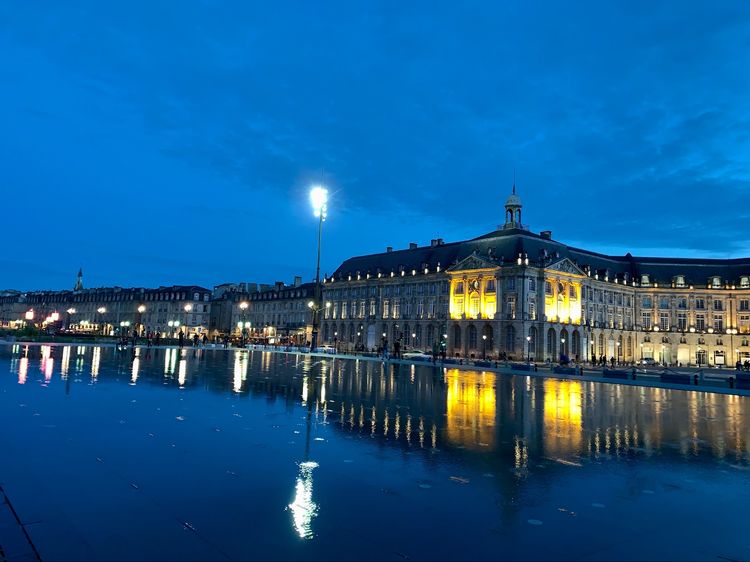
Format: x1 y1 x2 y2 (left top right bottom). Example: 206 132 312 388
322 184 750 366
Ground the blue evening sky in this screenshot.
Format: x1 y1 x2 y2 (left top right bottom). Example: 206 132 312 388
2 1 750 291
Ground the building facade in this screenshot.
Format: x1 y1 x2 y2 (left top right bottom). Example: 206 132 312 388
208 278 315 343
321 187 750 367
0 273 211 337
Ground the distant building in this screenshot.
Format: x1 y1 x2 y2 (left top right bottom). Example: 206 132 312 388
0 274 211 337
321 185 750 367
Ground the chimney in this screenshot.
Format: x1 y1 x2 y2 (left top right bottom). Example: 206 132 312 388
430 239 437 247
293 276 302 287
436 238 444 245
540 230 552 240
409 242 417 250
386 246 393 253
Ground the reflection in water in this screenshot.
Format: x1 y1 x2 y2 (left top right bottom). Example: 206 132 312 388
91 347 101 379
18 357 28 384
232 351 247 393
445 369 496 450
178 359 187 387
288 461 319 539
61 346 71 377
542 380 583 457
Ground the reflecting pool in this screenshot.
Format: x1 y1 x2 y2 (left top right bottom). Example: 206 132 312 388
1 344 749 561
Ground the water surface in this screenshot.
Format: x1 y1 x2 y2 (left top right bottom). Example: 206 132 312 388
1 344 749 561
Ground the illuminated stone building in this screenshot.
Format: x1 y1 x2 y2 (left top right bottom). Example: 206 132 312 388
0 272 211 337
322 186 750 367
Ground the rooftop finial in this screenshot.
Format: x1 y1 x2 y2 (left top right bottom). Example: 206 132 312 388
512 168 516 194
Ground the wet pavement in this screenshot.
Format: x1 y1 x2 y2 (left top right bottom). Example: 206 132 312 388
1 343 749 561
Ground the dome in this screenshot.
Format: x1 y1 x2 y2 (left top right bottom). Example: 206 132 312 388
505 193 522 207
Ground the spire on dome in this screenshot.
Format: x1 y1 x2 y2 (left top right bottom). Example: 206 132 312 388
502 174 525 230
74 268 84 291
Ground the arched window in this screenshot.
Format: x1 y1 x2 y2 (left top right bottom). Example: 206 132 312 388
547 328 557 358
427 324 435 346
505 325 516 353
453 324 462 348
468 325 478 349
598 334 604 356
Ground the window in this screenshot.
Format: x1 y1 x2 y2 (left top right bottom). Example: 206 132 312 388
486 279 496 293
470 296 480 317
677 298 687 309
545 281 553 295
359 301 365 318
369 299 376 316
569 286 577 300
333 303 339 319
417 299 424 318
741 277 750 289
695 298 705 310
642 296 652 309
427 299 436 318
659 297 669 309
641 312 652 330
529 278 536 292
529 301 536 320
506 296 516 319
711 277 722 288
392 299 400 319
713 315 724 332
674 275 686 288
382 299 389 318
455 282 464 294
677 313 687 331
740 315 750 334
641 274 650 285
713 300 723 311
659 313 669 331
506 278 516 290
740 299 749 311
696 314 705 331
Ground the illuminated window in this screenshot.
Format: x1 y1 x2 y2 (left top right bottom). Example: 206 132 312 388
659 313 669 331
741 277 750 289
711 277 722 288
392 299 400 319
674 276 686 288
455 281 464 294
740 315 750 334
382 299 389 318
529 301 536 320
696 314 705 331
506 296 516 319
713 300 723 311
641 274 650 285
695 298 705 310
470 296 480 317
569 285 577 300
641 312 652 330
677 313 687 331
545 281 552 295
713 315 724 332
369 299 376 316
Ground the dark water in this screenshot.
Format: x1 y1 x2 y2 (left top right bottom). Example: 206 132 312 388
1 343 749 561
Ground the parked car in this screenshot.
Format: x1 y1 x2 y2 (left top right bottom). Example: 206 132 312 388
402 351 433 361
640 357 657 366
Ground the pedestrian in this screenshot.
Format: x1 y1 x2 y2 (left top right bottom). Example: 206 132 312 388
382 337 389 360
178 330 185 348
394 339 401 359
202 333 208 346
193 333 199 347
155 332 161 347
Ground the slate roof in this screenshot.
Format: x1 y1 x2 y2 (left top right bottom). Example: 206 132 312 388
331 228 750 287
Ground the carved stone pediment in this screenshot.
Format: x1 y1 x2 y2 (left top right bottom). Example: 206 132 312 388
546 258 587 276
447 252 498 273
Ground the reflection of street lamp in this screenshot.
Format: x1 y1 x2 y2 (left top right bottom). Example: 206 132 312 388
309 185 328 352
482 333 487 359
526 335 531 363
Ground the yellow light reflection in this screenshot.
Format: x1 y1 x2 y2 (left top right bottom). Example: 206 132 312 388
444 369 496 449
91 347 101 379
131 358 140 384
61 346 71 377
178 359 187 387
542 380 583 457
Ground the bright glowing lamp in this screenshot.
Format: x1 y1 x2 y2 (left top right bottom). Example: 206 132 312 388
310 186 328 219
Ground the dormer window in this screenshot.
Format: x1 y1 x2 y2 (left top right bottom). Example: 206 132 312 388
674 275 686 288
641 274 650 286
741 276 750 289
711 276 722 288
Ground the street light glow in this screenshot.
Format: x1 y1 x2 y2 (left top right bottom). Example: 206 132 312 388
239 301 248 310
310 186 328 219
97 307 106 314
137 305 146 313
184 304 193 312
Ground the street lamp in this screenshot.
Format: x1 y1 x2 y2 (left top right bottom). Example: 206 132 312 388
616 340 621 365
309 185 328 352
183 303 193 337
137 305 146 336
239 301 249 346
97 307 106 335
526 335 531 363
561 337 566 358
482 334 487 359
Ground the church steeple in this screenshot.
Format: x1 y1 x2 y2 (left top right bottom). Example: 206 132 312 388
74 268 84 291
503 175 523 230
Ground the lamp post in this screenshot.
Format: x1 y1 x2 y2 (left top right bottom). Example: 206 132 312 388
183 304 193 338
526 335 531 363
97 307 106 335
309 185 328 352
482 333 487 359
411 332 416 349
561 337 566 359
616 340 621 365
137 305 146 337
239 301 249 346
66 308 76 331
